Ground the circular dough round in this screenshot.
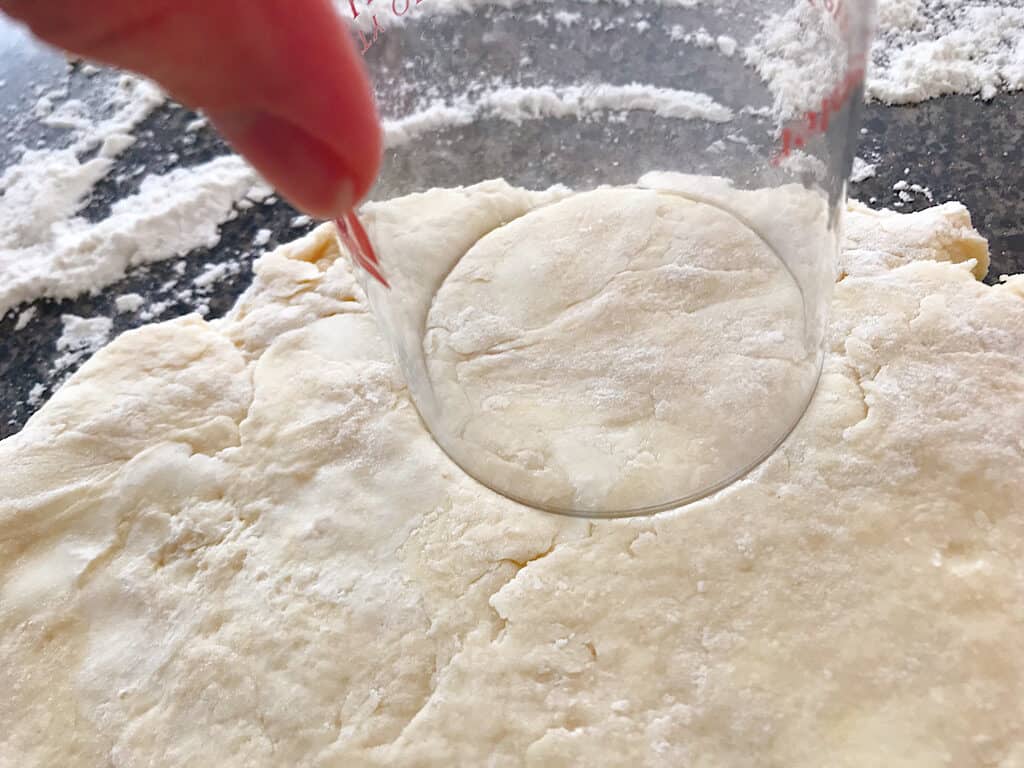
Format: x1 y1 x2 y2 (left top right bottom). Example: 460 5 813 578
422 188 819 513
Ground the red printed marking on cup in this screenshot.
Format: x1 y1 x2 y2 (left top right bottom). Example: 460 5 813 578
807 0 852 33
348 0 426 54
771 53 865 166
771 0 867 164
336 211 390 288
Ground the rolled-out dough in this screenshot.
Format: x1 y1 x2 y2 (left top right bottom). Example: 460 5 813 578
2 181 1022 767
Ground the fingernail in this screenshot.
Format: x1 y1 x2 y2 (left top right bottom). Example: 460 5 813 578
211 109 358 219
333 177 355 217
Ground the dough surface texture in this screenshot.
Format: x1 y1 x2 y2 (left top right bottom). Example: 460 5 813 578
422 187 816 512
1 181 1022 767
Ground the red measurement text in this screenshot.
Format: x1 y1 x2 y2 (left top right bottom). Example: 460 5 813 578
807 0 851 34
347 0 425 54
772 54 865 165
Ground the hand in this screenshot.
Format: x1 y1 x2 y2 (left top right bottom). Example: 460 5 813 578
1 0 382 218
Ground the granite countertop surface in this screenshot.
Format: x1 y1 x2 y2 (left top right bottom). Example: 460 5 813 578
1 15 1022 441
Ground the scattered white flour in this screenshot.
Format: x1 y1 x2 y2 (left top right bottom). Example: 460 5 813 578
686 29 716 49
716 35 738 57
139 299 173 322
53 314 113 373
744 0 1023 105
382 103 476 147
290 215 313 228
194 261 242 290
3 0 1020 324
32 95 57 119
25 382 46 407
552 10 582 27
0 73 269 328
13 306 37 331
0 74 181 318
41 99 91 131
351 0 1022 106
88 76 166 145
0 155 268 318
114 293 146 313
31 75 164 153
868 0 1024 103
892 179 934 206
383 83 732 147
98 133 137 159
851 157 877 183
743 1 847 121
253 228 273 247
912 183 934 201
528 11 549 28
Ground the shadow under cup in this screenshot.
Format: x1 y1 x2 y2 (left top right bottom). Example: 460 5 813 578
343 0 876 516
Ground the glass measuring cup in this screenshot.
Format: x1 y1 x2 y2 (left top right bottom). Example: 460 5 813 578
337 0 876 517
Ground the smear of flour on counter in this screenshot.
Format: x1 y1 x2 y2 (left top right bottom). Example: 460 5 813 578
26 75 163 157
21 313 116 406
0 74 170 318
552 10 582 27
346 0 1023 105
139 299 174 322
14 306 37 331
53 314 114 373
0 75 267 322
114 293 146 313
892 179 934 207
194 261 242 290
25 383 47 407
869 0 1024 103
851 157 877 183
716 35 738 57
744 0 1023 105
0 155 267 318
383 83 732 147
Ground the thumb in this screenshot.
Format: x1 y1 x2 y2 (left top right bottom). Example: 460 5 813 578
2 0 382 218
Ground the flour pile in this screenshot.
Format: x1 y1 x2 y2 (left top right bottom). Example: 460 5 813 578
869 0 1024 103
0 71 277 319
742 0 1024 105
0 141 268 318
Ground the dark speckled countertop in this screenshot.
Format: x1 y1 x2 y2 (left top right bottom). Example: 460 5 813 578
1 15 1022 441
